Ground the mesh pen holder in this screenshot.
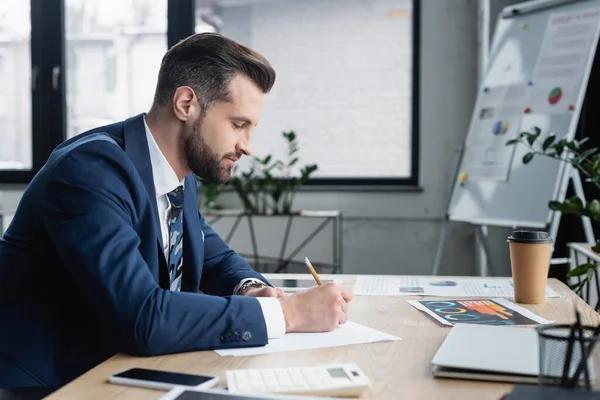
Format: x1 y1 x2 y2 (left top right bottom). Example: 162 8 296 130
536 323 600 390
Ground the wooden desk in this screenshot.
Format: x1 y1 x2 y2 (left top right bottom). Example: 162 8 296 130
45 275 600 400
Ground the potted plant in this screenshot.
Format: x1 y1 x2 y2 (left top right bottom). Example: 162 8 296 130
196 130 338 273
507 127 600 292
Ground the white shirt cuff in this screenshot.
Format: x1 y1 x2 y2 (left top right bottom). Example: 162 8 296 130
256 297 286 339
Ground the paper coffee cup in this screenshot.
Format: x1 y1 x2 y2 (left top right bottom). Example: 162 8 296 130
507 231 553 304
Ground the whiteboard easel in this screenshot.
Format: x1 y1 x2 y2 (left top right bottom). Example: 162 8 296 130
432 0 600 275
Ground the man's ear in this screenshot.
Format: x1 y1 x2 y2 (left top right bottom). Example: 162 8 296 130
172 86 200 122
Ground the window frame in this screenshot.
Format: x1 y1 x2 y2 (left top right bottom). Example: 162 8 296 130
0 0 66 184
0 0 194 185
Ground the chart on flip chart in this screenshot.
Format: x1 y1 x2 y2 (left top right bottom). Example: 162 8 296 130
448 0 600 228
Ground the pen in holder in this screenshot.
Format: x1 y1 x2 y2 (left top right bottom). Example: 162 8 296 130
536 310 600 390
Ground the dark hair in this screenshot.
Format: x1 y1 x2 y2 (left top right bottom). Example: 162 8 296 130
151 32 276 109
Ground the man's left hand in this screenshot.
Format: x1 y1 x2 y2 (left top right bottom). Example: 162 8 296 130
242 285 287 298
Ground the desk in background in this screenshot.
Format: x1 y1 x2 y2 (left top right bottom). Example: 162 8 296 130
45 274 600 400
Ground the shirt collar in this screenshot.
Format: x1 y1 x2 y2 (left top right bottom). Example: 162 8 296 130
143 117 185 198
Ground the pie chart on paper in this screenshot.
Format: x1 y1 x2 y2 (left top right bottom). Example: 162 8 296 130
492 120 510 135
548 87 562 105
429 280 457 287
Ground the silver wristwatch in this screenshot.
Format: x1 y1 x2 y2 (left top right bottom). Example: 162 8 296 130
235 280 267 295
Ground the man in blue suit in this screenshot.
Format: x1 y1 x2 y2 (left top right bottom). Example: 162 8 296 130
0 32 352 388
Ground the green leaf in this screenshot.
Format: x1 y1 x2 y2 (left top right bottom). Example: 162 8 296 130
532 126 541 135
542 135 556 151
580 147 598 160
506 139 520 146
566 141 578 151
567 263 596 278
526 133 540 146
591 240 600 254
549 196 584 214
282 130 296 142
587 199 600 218
553 139 566 156
587 267 596 283
522 152 534 164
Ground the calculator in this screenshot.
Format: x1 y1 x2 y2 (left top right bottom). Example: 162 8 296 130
225 363 371 398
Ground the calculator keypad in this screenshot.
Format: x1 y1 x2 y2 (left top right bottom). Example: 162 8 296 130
227 364 369 397
232 367 324 392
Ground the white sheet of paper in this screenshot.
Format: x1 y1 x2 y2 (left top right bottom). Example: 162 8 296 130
214 321 400 357
353 276 561 298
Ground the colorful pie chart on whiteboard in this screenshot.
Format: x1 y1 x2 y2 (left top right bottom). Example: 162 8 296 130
548 87 562 105
492 120 510 135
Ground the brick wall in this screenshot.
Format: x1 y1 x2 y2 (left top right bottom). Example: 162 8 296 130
221 0 413 178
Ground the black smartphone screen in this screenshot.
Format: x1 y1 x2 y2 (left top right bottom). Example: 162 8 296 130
114 368 214 386
269 278 333 288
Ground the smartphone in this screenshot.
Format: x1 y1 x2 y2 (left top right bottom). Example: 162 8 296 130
108 368 220 391
268 278 334 291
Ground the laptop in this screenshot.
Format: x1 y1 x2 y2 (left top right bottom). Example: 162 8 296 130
431 324 596 384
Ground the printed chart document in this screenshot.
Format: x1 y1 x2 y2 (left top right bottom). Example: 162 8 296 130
214 321 400 357
407 298 552 326
353 276 561 298
525 8 600 115
462 84 525 181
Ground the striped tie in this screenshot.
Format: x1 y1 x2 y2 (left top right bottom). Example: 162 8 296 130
167 186 184 291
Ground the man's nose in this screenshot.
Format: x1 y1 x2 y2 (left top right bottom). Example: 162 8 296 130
236 139 253 156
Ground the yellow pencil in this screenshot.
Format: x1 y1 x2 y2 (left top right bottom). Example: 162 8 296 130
304 257 322 285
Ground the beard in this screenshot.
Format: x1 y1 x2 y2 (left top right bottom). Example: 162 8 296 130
184 116 236 184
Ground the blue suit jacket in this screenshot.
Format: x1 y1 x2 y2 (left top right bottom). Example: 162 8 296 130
0 114 271 388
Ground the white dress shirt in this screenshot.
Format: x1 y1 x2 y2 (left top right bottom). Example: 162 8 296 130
143 118 285 339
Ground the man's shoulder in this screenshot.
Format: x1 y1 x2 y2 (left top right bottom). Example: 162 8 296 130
57 120 125 152
47 119 130 168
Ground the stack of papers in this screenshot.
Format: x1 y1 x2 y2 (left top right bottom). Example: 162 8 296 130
354 276 561 298
215 321 400 357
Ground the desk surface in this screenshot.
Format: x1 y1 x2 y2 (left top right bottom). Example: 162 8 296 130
45 274 600 400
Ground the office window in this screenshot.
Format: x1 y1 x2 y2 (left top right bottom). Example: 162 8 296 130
0 0 32 170
0 0 193 184
65 0 168 138
196 0 419 186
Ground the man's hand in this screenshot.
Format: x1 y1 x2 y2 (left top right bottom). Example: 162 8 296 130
278 282 353 333
241 285 287 298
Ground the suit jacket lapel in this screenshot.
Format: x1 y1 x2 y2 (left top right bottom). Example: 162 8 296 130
123 113 169 288
182 174 203 292
123 113 164 252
